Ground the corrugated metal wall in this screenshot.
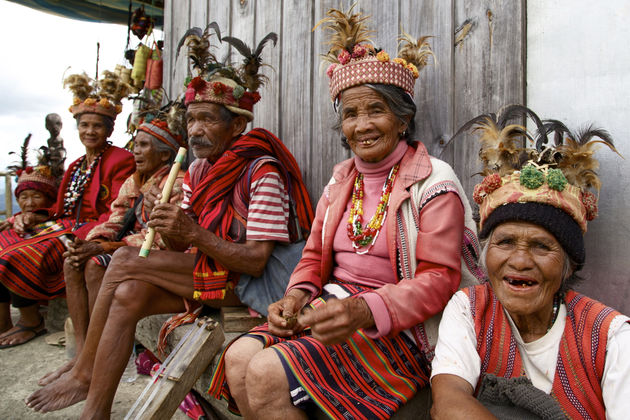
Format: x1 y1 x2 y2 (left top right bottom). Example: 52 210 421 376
162 0 525 204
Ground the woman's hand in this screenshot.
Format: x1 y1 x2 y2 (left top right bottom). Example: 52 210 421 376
12 212 48 236
268 289 311 337
63 239 105 270
0 219 12 231
299 297 374 346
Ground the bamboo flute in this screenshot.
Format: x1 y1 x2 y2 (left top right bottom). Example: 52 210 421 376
139 147 187 257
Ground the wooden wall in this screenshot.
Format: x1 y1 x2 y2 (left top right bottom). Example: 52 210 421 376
163 0 525 204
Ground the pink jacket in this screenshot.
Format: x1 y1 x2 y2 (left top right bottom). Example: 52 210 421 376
287 142 465 336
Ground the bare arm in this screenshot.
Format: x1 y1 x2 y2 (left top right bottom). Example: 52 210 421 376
148 202 275 276
431 374 497 420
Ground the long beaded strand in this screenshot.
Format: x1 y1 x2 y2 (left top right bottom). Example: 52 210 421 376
347 164 399 254
62 143 110 216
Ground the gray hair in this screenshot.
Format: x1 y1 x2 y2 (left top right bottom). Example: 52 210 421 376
479 228 580 293
334 83 417 149
148 136 176 164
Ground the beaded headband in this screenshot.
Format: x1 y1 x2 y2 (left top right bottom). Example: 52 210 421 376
315 3 434 101
178 22 277 121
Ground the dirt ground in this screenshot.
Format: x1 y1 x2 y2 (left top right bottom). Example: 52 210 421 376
0 308 188 419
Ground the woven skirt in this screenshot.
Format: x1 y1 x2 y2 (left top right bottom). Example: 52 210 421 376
0 219 74 300
208 282 431 419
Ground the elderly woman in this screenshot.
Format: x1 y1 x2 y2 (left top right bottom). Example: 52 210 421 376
209 7 482 419
0 157 58 347
37 116 186 386
430 110 630 419
0 71 134 348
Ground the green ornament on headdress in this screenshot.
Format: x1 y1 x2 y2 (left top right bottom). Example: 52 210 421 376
546 168 567 191
520 165 545 189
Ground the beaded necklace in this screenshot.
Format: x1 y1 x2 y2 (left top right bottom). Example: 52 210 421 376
547 293 561 333
347 164 399 254
62 143 110 216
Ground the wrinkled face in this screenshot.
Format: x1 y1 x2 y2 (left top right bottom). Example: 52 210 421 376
133 132 168 176
45 114 62 137
486 221 565 321
17 189 53 213
340 85 407 163
186 102 240 161
77 113 110 152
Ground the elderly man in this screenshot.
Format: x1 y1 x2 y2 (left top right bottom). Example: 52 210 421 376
26 38 313 417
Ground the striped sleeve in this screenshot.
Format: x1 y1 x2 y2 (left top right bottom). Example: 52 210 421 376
246 165 290 242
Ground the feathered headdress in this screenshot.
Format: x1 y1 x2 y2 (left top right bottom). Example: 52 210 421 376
456 105 620 266
177 22 277 121
314 2 434 100
7 134 58 201
65 70 131 119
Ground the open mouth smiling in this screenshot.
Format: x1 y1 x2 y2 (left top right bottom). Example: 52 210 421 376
505 276 538 288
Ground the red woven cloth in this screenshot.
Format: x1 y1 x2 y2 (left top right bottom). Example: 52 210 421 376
190 128 313 300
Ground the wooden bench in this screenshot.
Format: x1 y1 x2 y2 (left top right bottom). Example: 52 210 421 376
135 307 431 419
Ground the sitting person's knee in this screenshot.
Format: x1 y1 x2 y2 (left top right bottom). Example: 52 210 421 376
224 337 262 374
246 349 282 387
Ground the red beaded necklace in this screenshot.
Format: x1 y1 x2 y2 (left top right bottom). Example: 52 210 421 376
347 164 399 254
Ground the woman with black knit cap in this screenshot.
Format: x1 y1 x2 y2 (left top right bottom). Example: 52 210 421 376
431 108 630 419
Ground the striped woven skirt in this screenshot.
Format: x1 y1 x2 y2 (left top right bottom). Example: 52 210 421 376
0 219 75 300
208 282 430 419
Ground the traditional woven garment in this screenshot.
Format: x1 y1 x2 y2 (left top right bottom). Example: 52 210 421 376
0 219 72 300
189 128 313 301
208 281 430 419
465 283 620 419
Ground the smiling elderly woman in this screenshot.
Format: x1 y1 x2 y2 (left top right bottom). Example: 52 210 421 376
0 71 134 349
208 6 482 419
430 109 630 419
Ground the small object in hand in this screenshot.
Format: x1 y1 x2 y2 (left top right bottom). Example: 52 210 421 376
283 314 298 328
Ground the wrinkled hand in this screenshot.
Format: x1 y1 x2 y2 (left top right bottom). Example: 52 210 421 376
12 212 47 236
298 297 374 346
268 289 311 337
63 238 105 270
0 219 12 231
142 183 162 215
147 201 197 244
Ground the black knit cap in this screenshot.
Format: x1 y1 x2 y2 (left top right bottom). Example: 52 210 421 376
479 202 585 268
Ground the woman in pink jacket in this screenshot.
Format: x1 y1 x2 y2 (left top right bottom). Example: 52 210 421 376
209 7 483 419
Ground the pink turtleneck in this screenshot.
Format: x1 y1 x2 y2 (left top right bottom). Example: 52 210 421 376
332 141 408 287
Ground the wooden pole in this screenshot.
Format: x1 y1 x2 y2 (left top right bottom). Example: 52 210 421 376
139 147 186 257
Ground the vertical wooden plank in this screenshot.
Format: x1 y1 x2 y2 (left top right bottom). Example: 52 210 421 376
358 0 399 54
207 0 232 66
280 0 314 198
227 0 255 131
311 0 348 202
162 0 174 96
189 0 209 29
167 1 192 100
253 0 282 135
229 0 256 63
400 0 455 160
453 0 525 204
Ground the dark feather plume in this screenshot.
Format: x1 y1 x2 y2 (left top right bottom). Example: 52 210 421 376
7 133 32 173
222 31 278 91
